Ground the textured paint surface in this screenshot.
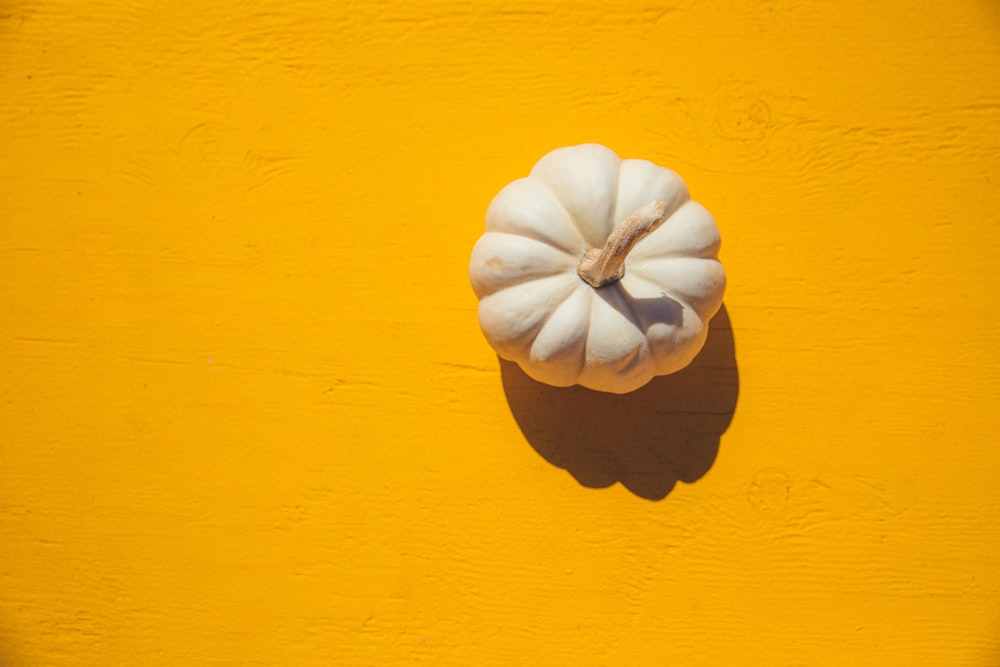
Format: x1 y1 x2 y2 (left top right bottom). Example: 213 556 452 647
1 0 999 664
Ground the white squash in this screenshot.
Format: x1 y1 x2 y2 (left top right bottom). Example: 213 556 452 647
469 144 726 394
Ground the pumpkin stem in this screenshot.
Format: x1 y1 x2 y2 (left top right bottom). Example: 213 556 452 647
577 200 670 288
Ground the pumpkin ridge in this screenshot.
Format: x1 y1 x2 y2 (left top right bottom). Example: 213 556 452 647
489 225 582 256
603 282 642 332
480 230 578 260
479 273 581 359
529 146 621 250
629 256 717 281
469 232 577 298
486 178 589 255
580 289 597 378
612 340 645 376
585 285 653 379
628 258 726 320
483 272 578 303
476 270 570 299
577 295 591 385
529 178 591 254
606 162 620 244
626 200 721 263
530 176 590 248
613 159 690 235
528 284 591 381
620 272 691 330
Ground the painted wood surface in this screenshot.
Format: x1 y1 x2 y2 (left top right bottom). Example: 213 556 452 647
2 0 998 664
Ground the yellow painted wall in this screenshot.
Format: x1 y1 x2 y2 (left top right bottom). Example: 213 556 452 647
2 0 999 664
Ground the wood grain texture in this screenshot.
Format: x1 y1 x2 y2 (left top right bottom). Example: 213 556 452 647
2 0 999 664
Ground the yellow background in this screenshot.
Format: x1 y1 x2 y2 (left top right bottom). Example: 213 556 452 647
2 0 999 664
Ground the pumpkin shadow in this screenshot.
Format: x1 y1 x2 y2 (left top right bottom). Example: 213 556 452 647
501 304 739 501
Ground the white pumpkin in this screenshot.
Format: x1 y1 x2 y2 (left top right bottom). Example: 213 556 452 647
469 144 726 394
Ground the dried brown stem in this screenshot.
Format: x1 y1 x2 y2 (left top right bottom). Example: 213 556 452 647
577 200 669 288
